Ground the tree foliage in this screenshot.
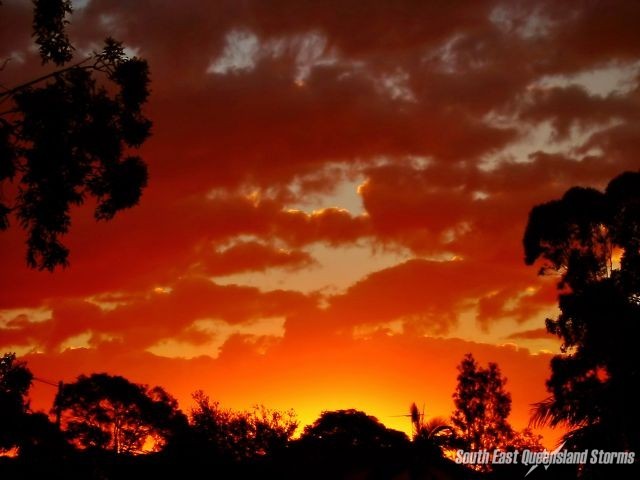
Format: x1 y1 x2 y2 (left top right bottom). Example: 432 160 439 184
189 390 298 461
524 171 640 452
0 0 151 270
53 373 185 454
294 410 410 479
0 352 33 452
0 352 67 458
451 354 513 452
300 409 408 450
408 402 457 461
409 403 453 444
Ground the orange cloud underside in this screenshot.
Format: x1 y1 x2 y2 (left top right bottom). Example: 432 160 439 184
2 0 638 448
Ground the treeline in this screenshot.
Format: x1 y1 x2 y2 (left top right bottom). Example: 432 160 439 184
1 351 560 480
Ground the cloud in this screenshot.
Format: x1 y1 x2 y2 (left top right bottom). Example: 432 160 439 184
0 1 31 59
520 85 639 139
2 0 635 332
0 194 368 308
196 241 315 276
507 327 553 340
3 0 633 332
543 0 640 72
0 277 314 352
326 259 486 333
283 257 554 336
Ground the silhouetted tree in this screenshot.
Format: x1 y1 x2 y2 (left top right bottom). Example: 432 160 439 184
0 352 33 453
300 409 408 450
189 390 297 461
524 171 640 456
451 354 513 452
508 427 543 451
251 404 298 456
54 373 185 454
188 390 228 458
294 410 410 479
409 402 454 444
0 352 66 459
408 402 456 461
0 0 151 270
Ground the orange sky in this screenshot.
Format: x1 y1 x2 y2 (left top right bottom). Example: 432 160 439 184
2 0 640 447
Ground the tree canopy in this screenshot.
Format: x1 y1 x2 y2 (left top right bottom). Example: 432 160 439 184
0 352 33 452
0 353 543 478
53 373 185 454
524 171 640 454
0 0 151 270
451 353 513 452
189 390 298 461
300 409 409 450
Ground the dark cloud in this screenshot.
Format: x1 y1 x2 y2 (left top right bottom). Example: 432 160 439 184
0 277 314 351
520 85 640 140
2 0 637 322
197 241 315 276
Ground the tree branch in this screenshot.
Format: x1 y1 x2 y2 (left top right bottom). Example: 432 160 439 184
0 57 11 74
0 55 97 101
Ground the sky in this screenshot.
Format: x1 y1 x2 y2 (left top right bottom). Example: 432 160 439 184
1 0 640 445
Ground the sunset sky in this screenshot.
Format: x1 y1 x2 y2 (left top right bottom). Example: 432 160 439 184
1 0 640 445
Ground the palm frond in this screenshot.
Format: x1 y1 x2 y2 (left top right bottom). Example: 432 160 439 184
529 396 562 428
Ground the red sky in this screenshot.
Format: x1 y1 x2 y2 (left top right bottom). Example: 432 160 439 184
2 0 640 445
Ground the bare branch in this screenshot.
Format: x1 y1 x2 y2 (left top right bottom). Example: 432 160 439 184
0 57 11 73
